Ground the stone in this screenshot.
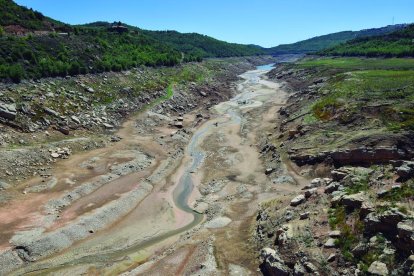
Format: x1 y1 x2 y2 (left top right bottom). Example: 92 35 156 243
71 116 81 124
304 188 317 198
265 168 275 175
174 122 183 129
57 127 70 135
365 210 407 236
44 107 59 117
325 182 340 194
50 152 60 158
290 195 306 207
300 212 310 220
260 248 289 276
396 161 414 180
324 238 337 248
396 220 414 254
293 262 306 276
327 253 336 262
102 123 114 129
303 262 318 274
329 230 341 238
367 261 388 276
331 169 348 181
86 87 95 93
341 192 367 209
0 102 17 120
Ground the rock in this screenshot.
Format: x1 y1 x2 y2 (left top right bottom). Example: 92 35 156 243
265 168 275 175
260 248 289 276
352 243 369 258
174 122 183 129
329 230 341 238
57 126 70 135
325 182 340 194
304 188 317 198
294 262 306 276
331 169 348 181
71 116 81 124
396 161 414 180
272 175 295 185
324 238 337 248
205 217 231 229
176 116 184 122
303 262 318 274
102 123 114 129
110 136 122 142
86 87 95 93
0 102 17 120
50 152 60 158
396 220 414 254
44 107 59 117
290 195 306 207
341 192 367 209
367 261 388 276
199 91 207 97
300 212 310 220
0 181 11 190
365 210 407 237
327 253 336 262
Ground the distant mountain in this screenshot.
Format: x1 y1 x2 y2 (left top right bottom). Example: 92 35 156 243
267 24 408 55
319 24 414 57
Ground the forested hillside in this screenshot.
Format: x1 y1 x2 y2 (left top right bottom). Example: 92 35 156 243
320 24 414 57
0 1 265 82
267 24 407 55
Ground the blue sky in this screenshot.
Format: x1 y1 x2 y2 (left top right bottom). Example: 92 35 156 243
15 0 414 47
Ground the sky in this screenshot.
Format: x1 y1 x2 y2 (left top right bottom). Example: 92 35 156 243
14 0 414 48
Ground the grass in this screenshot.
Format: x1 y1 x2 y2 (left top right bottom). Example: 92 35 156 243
303 58 414 129
329 207 365 262
298 57 414 71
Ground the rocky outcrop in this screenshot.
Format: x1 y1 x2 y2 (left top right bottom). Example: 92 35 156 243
0 102 17 120
260 248 290 276
291 147 411 167
364 210 407 238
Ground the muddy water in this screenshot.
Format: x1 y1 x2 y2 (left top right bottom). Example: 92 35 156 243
9 64 278 275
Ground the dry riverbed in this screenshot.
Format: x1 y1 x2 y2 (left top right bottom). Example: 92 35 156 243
0 58 303 275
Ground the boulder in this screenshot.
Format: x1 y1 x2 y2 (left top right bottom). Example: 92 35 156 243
294 262 306 276
329 230 341 238
396 161 414 180
324 238 337 248
303 262 318 274
0 102 17 120
365 210 407 237
325 182 340 194
327 253 336 262
44 107 59 117
331 169 348 181
396 220 414 254
341 192 367 210
300 212 310 220
260 248 289 276
304 188 317 198
174 122 183 129
71 116 81 124
367 261 388 276
290 195 306 207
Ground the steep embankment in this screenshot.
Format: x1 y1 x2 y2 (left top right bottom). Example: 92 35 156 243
253 57 414 275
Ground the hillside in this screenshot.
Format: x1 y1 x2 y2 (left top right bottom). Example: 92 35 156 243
267 24 407 55
320 24 414 57
0 1 265 82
